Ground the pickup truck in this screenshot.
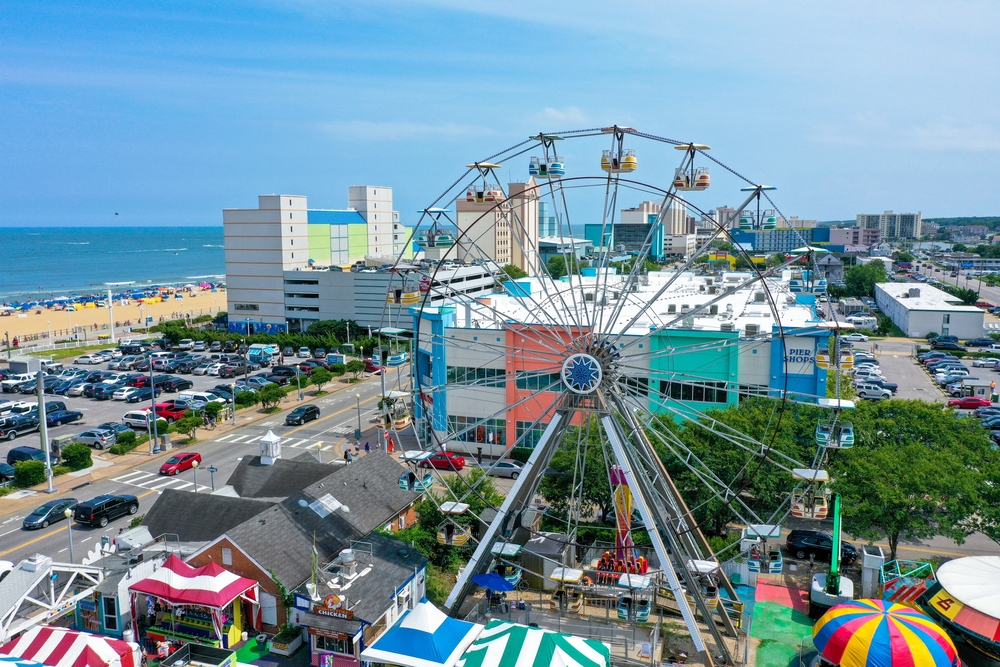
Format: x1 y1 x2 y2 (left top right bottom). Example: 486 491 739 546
1 374 37 393
152 401 190 423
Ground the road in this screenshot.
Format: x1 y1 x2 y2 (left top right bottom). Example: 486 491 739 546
915 262 1000 304
0 372 395 564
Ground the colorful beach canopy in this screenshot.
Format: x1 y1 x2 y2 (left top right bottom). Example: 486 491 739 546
0 627 141 667
360 598 483 667
456 620 611 667
128 554 258 608
924 555 1000 642
813 599 960 667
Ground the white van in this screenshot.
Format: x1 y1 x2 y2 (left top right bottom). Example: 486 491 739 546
122 410 152 430
177 339 194 350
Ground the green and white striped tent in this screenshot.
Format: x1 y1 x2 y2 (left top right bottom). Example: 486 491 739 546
456 620 611 667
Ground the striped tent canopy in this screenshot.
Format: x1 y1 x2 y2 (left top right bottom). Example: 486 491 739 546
0 656 47 667
456 620 611 667
814 599 961 667
0 627 141 667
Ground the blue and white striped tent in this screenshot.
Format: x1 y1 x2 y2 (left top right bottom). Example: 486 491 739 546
360 598 483 667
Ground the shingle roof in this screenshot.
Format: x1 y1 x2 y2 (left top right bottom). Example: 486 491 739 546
338 532 427 623
226 498 357 589
312 454 420 535
226 454 334 500
141 490 274 543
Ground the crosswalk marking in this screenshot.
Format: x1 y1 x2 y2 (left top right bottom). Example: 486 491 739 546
214 433 242 442
228 435 255 443
146 478 187 490
284 438 309 448
113 470 155 483
111 470 208 494
246 436 263 443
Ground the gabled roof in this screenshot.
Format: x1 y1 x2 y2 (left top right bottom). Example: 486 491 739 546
226 454 333 500
225 496 357 589
316 454 420 535
141 490 274 543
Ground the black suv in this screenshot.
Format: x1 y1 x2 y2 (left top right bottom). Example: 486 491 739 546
0 415 41 441
73 494 139 527
162 377 194 392
786 529 857 564
285 404 320 425
7 445 52 466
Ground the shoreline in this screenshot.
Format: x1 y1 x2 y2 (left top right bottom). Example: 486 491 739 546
0 291 226 341
0 275 226 303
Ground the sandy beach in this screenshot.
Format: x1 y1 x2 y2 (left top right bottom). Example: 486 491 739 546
0 291 226 342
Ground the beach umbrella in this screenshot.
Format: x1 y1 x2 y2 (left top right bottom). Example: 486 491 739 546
813 599 961 667
471 573 515 592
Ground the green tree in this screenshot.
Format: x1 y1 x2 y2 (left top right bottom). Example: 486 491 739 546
766 253 787 268
310 368 333 391
546 254 580 279
830 399 1000 559
952 243 968 252
538 420 615 522
259 383 286 409
499 264 528 282
844 262 888 298
329 362 346 377
951 286 980 305
171 416 203 440
60 443 93 471
234 389 259 408
896 251 915 263
202 401 224 421
346 359 366 380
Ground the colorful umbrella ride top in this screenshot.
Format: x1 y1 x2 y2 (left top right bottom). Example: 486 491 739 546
813 598 961 667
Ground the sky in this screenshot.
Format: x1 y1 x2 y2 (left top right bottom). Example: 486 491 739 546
1 1 998 227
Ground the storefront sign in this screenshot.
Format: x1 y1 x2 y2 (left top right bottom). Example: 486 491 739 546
782 337 816 375
309 627 350 640
313 605 353 620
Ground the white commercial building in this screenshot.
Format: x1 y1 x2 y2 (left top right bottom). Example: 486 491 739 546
874 282 984 339
857 210 922 240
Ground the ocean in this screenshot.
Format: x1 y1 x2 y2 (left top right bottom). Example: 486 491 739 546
3 226 225 302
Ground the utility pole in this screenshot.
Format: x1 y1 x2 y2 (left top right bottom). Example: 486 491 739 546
38 367 55 494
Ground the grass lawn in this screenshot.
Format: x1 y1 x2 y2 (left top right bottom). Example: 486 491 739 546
27 343 118 361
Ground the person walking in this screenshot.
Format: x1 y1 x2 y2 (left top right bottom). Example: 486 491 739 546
364 442 371 454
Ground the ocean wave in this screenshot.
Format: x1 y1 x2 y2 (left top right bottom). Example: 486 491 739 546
59 242 91 245
185 274 225 280
108 248 189 254
202 244 224 248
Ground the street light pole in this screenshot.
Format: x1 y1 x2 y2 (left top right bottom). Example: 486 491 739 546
191 459 199 492
296 369 303 401
64 508 75 563
150 356 160 454
37 367 55 494
355 393 362 444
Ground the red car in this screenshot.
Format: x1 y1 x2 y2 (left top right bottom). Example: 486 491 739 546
159 452 202 475
364 359 382 374
419 451 466 471
948 396 992 409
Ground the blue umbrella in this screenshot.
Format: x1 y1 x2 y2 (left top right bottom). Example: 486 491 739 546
472 572 515 592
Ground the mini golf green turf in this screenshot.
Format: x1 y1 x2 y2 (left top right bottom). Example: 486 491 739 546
235 640 270 663
750 600 815 666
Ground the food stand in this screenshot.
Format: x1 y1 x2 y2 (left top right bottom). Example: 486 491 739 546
0 626 142 667
128 555 258 652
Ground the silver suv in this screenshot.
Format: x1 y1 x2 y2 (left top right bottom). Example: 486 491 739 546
856 384 891 400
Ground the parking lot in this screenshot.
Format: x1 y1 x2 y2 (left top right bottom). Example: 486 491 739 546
862 340 947 402
0 356 253 464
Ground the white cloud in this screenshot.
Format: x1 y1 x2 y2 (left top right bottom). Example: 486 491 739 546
316 120 492 141
536 106 588 127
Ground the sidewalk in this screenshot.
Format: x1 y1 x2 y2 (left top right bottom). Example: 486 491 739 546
0 370 397 515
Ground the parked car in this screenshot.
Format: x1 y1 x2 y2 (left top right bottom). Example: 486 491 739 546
192 363 213 376
76 429 117 450
364 359 381 374
22 498 77 530
75 354 103 365
419 451 467 471
966 338 995 348
238 376 274 390
153 402 189 422
73 494 138 527
127 386 162 403
842 333 868 342
948 396 992 409
933 342 966 352
159 452 202 475
209 341 223 352
297 346 311 358
218 362 247 378
282 347 295 357
0 462 15 482
46 410 83 427
113 386 141 401
189 340 206 352
484 460 523 479
162 378 194 392
785 529 858 564
314 348 326 358
97 422 135 437
859 378 898 394
0 415 40 441
177 339 194 350
121 411 153 430
285 405 320 425
6 445 48 465
973 358 1000 368
855 384 892 400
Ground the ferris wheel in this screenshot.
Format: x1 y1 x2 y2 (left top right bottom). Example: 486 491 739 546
375 127 847 666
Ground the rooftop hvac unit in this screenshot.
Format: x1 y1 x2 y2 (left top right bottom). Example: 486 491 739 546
720 322 735 331
754 291 766 303
786 295 795 305
745 323 760 336
705 277 714 285
699 284 706 292
708 285 719 294
726 304 735 313
681 316 694 328
710 304 719 315
584 292 594 302
908 288 920 298
668 304 677 314
681 304 691 313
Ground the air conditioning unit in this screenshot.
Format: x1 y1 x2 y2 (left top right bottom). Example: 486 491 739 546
668 304 677 314
745 323 760 336
708 286 719 294
754 291 766 303
720 322 735 331
681 304 691 313
710 305 719 315
681 316 694 328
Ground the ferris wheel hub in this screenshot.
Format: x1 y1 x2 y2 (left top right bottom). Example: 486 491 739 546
562 353 603 394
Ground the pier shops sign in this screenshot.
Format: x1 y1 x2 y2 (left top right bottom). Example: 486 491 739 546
783 337 815 375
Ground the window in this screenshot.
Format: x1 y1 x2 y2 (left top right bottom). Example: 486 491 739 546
315 635 353 655
446 366 505 388
398 515 406 530
102 596 118 631
289 213 292 219
515 420 548 448
943 314 951 324
617 376 649 397
515 371 563 391
447 416 505 446
221 548 232 565
659 380 728 403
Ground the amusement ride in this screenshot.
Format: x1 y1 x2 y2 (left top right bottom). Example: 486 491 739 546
371 127 859 666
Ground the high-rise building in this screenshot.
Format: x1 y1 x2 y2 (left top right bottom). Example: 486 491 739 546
857 210 922 239
712 206 737 229
455 179 539 273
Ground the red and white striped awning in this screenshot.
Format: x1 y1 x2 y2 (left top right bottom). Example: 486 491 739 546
0 626 140 667
128 555 258 608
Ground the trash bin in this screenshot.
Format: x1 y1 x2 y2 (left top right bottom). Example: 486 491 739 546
256 634 268 650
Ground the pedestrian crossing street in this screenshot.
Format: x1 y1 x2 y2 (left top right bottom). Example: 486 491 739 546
111 470 211 493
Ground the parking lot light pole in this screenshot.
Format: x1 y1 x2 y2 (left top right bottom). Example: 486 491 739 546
150 359 160 454
297 370 303 401
191 459 199 493
64 508 75 563
231 382 238 424
355 393 362 441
